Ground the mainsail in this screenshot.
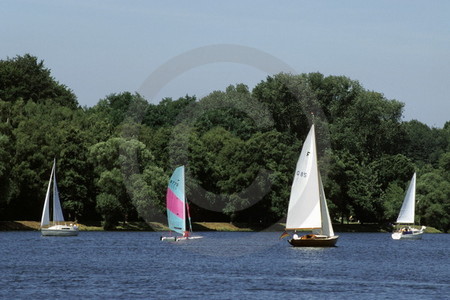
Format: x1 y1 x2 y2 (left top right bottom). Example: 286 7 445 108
396 173 416 224
40 159 65 227
285 125 321 230
166 166 186 234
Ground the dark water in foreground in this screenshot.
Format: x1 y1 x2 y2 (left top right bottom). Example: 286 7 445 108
0 231 448 299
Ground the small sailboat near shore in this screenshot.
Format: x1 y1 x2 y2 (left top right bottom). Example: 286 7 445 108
40 159 79 236
161 166 202 241
283 124 338 247
391 173 425 240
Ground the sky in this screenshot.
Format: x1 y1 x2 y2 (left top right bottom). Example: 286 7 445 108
1 0 449 128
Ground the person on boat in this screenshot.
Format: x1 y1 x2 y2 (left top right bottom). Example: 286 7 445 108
183 231 190 238
293 233 299 240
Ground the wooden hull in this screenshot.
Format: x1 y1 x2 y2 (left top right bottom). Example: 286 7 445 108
289 235 338 247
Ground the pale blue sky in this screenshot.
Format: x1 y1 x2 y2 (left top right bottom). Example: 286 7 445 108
2 0 449 127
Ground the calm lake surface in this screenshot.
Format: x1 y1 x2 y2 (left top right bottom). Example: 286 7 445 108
0 231 448 299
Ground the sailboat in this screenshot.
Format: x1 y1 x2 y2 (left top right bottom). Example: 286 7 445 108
161 166 202 241
391 173 426 240
284 124 338 247
40 159 79 236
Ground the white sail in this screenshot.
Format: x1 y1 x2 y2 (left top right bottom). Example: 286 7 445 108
396 173 416 224
52 164 65 222
286 125 321 230
40 159 79 236
40 162 54 227
40 159 66 226
318 173 334 237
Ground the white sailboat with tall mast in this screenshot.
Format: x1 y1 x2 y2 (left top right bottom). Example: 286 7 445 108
391 173 425 240
283 124 338 247
40 159 79 236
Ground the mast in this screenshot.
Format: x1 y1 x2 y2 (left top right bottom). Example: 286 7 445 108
186 200 193 233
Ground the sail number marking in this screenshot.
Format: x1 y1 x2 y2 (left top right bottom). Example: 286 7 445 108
296 171 307 178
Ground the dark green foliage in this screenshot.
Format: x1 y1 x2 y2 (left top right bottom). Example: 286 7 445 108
0 54 78 109
417 170 450 232
143 95 196 128
0 54 448 231
92 92 149 127
382 182 405 222
401 120 448 167
96 193 122 229
252 73 312 139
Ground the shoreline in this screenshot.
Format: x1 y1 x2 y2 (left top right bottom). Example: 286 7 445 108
0 221 443 233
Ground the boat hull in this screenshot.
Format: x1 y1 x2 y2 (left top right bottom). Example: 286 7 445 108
391 231 423 240
41 225 79 236
289 235 338 247
161 235 203 242
391 226 425 240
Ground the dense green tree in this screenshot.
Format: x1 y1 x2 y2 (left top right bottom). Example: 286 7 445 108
6 101 85 220
96 193 123 230
417 170 450 232
89 135 164 228
58 128 96 221
244 130 300 224
381 182 406 222
401 120 446 167
252 73 313 139
306 73 363 120
370 154 415 190
128 166 168 224
143 95 196 128
347 163 382 223
330 90 405 160
0 129 13 219
0 54 78 108
92 92 149 127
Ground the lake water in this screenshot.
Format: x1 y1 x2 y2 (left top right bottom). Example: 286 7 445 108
0 231 448 299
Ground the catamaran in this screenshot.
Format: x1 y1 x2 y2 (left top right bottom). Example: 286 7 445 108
40 159 79 236
391 173 426 240
283 124 338 247
161 166 202 241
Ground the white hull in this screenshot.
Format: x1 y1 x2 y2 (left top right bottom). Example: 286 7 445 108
391 231 423 240
161 235 203 242
41 224 79 236
391 227 425 240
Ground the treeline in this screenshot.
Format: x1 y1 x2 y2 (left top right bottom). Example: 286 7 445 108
0 54 449 232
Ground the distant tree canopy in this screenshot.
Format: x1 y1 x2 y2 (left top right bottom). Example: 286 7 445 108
0 54 78 109
0 54 449 232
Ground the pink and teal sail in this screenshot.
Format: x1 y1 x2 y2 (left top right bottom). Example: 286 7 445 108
162 166 202 241
166 166 186 234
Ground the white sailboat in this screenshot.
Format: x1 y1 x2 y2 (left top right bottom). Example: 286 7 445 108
391 173 425 240
161 166 202 241
284 124 338 247
40 159 79 236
